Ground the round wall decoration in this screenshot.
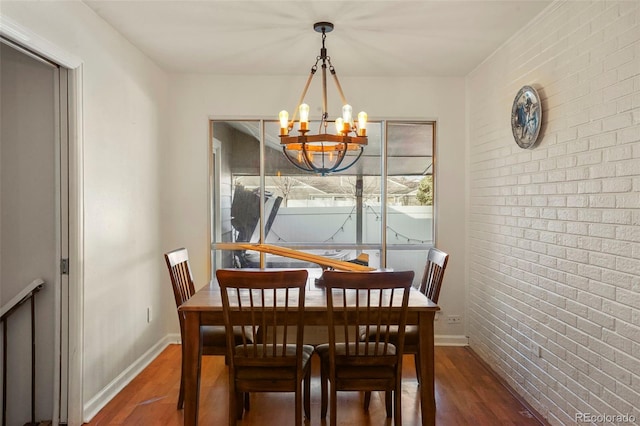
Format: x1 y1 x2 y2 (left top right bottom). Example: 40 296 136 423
511 85 542 149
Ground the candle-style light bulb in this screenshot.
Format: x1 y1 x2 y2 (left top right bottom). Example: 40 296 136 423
335 117 344 135
279 110 289 135
342 104 353 132
358 111 368 136
299 104 310 131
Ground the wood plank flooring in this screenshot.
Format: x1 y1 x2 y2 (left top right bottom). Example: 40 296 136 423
86 345 544 425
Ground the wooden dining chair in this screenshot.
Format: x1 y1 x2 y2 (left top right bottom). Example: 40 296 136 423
216 269 313 426
164 247 251 410
362 247 449 395
317 270 414 426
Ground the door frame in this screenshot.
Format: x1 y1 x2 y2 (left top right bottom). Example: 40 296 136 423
1 16 84 426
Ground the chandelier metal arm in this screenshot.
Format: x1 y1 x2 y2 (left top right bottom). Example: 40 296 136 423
281 147 312 173
281 146 325 174
331 146 365 173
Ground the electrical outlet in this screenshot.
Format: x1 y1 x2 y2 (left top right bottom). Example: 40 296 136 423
447 315 462 324
147 307 152 323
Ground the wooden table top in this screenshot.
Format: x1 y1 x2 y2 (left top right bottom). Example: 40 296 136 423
180 277 439 313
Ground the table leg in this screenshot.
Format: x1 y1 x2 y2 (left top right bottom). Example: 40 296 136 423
418 311 436 426
183 312 202 426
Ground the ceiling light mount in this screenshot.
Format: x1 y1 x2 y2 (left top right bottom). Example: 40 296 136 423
313 22 334 33
279 22 368 176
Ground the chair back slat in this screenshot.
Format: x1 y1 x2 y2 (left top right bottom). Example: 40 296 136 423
419 247 449 303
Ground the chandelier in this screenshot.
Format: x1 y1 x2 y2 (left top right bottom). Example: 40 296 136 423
279 22 368 176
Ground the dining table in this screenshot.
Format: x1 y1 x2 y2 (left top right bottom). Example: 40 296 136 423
178 270 440 425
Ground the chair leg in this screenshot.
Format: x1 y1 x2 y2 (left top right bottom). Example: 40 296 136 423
228 383 237 426
244 392 250 411
304 367 311 420
178 345 185 409
235 392 244 420
177 369 185 409
385 391 392 418
320 360 328 419
295 382 303 426
395 376 403 426
330 386 337 426
363 391 371 411
414 352 421 385
394 389 402 426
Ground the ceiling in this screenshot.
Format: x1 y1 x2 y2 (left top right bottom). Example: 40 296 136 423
82 0 552 77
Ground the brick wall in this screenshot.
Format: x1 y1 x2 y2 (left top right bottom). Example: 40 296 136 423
466 1 640 424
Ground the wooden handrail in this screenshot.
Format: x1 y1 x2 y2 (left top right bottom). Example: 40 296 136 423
0 279 44 320
1 278 44 426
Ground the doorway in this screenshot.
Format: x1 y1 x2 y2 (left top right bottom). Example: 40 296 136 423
0 38 70 425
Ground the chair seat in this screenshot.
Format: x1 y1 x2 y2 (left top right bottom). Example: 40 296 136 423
403 326 418 346
202 325 253 347
235 344 314 380
331 365 396 380
235 344 314 362
316 343 397 379
359 325 419 348
316 342 397 357
201 326 229 347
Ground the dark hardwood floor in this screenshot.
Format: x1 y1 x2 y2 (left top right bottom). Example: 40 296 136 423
86 344 545 425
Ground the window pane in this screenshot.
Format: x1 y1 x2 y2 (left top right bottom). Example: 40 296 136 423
386 248 430 287
386 122 434 251
211 120 262 269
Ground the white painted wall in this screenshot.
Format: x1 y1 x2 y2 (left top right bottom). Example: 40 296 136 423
0 2 170 422
467 1 640 424
164 74 467 339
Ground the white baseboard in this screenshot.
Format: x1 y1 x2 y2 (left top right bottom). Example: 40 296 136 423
82 334 179 422
435 334 469 346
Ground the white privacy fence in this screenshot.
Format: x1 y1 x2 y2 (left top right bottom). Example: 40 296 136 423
266 205 433 245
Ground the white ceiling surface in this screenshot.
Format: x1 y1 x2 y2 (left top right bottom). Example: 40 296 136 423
83 0 552 77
